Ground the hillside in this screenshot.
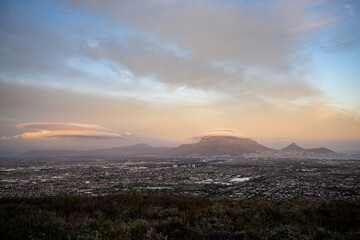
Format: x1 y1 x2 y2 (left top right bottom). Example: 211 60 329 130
82 144 171 156
281 143 305 152
281 143 335 154
1 193 359 240
21 144 172 158
22 149 78 158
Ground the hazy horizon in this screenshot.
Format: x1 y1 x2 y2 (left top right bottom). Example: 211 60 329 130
1 132 359 154
1 0 360 153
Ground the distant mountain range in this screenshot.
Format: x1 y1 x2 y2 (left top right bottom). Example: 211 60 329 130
21 144 171 158
281 143 335 154
18 136 335 158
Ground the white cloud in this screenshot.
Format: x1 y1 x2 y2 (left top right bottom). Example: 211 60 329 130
67 0 348 104
192 129 248 140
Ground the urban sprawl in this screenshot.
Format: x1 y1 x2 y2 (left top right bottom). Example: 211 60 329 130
1 155 359 199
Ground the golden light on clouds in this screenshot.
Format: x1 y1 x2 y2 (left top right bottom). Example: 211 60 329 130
0 0 360 152
192 129 248 140
1 123 131 140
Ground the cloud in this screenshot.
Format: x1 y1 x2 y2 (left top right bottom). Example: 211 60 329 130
0 1 360 151
192 129 248 140
344 4 355 16
2 0 359 106
1 122 131 140
69 1 331 72
64 0 360 106
0 80 359 152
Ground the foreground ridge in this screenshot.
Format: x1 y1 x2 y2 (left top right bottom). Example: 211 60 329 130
1 192 359 240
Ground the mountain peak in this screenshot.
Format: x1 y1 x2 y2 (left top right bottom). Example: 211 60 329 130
281 143 335 154
281 143 304 152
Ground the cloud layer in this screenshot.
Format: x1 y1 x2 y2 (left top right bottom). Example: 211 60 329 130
73 0 333 95
2 123 131 140
2 0 358 104
192 129 248 140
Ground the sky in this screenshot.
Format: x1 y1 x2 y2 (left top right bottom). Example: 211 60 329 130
0 0 360 152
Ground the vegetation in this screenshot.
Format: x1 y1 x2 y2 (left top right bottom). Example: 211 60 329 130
1 192 359 239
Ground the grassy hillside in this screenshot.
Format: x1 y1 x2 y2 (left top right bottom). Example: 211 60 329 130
1 192 359 239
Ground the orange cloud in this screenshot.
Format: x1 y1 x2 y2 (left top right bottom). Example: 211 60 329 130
2 123 131 140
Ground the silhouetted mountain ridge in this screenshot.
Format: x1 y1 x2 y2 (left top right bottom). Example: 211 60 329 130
169 136 273 156
281 143 304 151
20 136 335 157
21 144 171 158
281 142 334 154
22 149 78 158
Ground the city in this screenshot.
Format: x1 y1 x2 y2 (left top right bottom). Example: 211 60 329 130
1 155 359 200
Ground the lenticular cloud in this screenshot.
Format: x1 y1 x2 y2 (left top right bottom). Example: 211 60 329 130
192 129 248 140
1 123 131 140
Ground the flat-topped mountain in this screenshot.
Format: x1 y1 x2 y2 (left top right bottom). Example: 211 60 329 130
169 136 273 156
281 143 334 154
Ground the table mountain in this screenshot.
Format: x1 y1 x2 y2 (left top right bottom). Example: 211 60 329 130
169 136 273 156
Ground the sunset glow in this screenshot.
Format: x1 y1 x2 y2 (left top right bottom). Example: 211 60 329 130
0 0 359 152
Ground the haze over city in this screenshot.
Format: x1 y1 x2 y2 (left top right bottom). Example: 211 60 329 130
1 0 360 153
